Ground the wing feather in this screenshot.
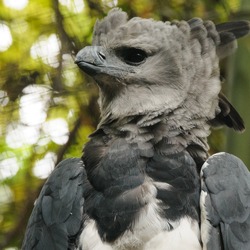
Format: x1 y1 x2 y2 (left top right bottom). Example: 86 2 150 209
209 93 245 132
22 158 86 250
200 153 250 250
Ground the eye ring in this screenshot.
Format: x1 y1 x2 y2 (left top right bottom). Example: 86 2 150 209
116 48 147 66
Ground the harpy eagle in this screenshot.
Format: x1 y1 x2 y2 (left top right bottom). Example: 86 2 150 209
22 8 250 250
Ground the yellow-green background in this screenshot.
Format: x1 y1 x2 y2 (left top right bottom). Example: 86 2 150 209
0 0 249 248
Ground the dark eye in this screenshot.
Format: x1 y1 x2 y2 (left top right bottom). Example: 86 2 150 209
117 48 147 66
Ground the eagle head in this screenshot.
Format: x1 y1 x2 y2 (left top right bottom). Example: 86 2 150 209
76 8 247 131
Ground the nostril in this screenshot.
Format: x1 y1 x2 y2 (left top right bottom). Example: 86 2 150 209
98 51 106 60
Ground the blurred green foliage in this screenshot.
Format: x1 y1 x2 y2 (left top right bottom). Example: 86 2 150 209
0 0 249 248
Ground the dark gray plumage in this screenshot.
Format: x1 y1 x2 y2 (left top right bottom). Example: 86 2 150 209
22 8 250 250
22 158 87 249
200 153 250 250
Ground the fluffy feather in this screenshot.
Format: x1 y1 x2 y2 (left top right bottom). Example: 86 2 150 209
23 8 250 250
75 9 250 249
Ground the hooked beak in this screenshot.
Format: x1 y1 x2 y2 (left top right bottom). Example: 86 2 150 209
75 46 106 76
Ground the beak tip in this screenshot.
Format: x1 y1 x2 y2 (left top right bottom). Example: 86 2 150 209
74 54 81 64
